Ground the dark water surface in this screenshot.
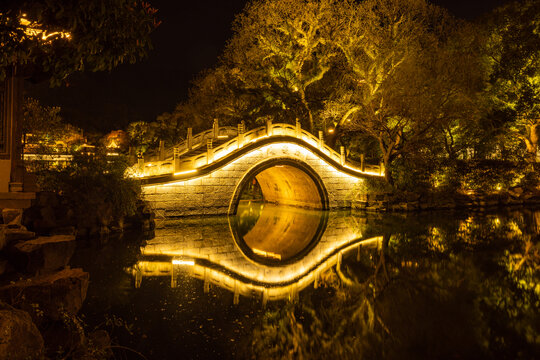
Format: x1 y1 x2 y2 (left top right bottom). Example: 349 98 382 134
71 203 540 359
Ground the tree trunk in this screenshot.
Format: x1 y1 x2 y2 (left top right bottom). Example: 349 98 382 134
379 137 395 186
383 151 394 186
299 90 314 133
524 122 539 162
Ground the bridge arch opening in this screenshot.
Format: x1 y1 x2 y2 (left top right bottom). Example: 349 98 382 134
229 158 329 215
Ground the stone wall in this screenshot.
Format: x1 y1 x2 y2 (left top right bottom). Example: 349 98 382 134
351 187 540 212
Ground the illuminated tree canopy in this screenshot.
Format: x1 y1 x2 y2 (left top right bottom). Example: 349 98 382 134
0 0 159 85
485 0 540 161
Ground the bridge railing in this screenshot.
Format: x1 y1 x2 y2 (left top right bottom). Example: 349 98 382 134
143 126 239 164
130 121 384 178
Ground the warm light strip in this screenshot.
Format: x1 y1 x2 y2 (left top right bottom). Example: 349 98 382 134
23 154 73 161
137 236 383 301
343 165 382 177
172 259 195 266
132 124 385 179
252 248 282 260
145 142 370 188
173 169 197 176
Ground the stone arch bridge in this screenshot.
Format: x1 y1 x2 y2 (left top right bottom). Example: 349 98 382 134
131 121 384 216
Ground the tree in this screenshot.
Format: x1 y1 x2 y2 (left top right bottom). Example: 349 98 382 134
22 97 63 143
126 121 156 153
0 0 159 85
223 0 341 132
22 97 85 151
485 0 540 162
322 0 485 184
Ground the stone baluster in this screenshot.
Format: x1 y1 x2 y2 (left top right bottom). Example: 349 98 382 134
360 154 365 172
379 161 384 176
295 118 301 138
233 280 240 305
173 147 180 173
187 127 193 150
137 151 144 174
237 122 245 148
340 146 345 166
204 269 210 293
159 140 165 161
266 119 273 136
213 118 219 139
207 138 213 164
134 269 142 288
318 130 323 149
171 264 177 288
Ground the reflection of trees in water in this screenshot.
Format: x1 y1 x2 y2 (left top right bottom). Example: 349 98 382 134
250 211 540 359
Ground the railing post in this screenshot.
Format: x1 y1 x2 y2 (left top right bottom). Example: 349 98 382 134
237 122 245 148
137 155 144 175
295 118 301 138
187 128 193 150
340 146 345 166
213 118 219 139
159 140 165 161
134 269 142 288
207 138 213 164
173 147 179 173
137 150 145 176
379 161 384 176
318 130 323 149
171 265 177 288
360 154 365 172
266 119 273 136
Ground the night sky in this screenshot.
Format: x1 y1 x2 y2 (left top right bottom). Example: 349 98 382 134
26 0 515 134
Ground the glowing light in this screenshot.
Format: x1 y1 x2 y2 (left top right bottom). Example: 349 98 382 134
136 235 382 302
20 16 71 42
172 259 195 266
252 248 282 260
343 164 383 177
174 169 197 176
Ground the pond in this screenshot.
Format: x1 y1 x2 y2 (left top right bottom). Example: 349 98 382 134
71 203 540 359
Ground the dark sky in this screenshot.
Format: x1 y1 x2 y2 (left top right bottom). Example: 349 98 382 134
26 0 515 133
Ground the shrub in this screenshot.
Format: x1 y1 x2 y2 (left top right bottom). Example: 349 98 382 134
35 151 141 229
438 160 536 192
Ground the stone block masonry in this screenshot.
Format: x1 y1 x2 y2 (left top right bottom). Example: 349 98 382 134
143 142 371 217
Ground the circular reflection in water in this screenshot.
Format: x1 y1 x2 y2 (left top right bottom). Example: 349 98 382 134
229 201 329 265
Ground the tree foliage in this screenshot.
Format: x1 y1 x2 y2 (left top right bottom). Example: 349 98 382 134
324 0 486 183
22 96 84 148
224 0 340 132
484 0 540 161
0 0 159 85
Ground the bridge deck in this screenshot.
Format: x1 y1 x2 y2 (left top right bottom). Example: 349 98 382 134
130 122 384 182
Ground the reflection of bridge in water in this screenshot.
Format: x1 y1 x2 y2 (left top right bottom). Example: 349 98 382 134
130 203 382 304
